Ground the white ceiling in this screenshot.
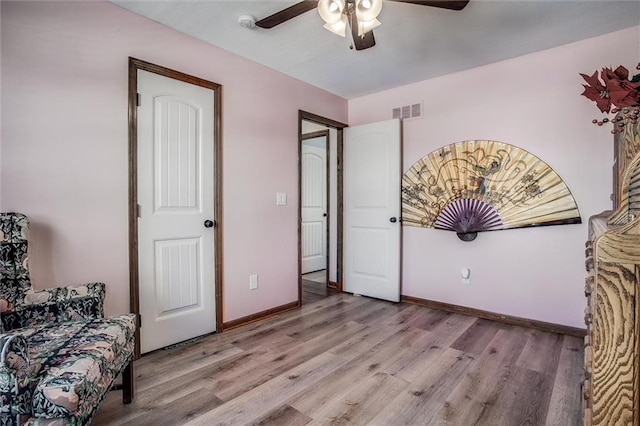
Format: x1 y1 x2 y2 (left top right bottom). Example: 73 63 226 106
112 0 640 99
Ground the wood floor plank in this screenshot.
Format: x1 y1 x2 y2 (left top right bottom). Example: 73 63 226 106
432 311 481 336
186 352 348 425
247 404 312 426
347 299 410 325
439 327 529 425
135 343 244 391
306 371 408 425
405 307 452 331
327 323 403 360
473 366 554 426
368 348 476 425
141 336 237 367
385 313 478 381
380 303 421 327
302 280 339 305
545 335 585 426
450 318 503 355
119 388 224 426
517 328 564 375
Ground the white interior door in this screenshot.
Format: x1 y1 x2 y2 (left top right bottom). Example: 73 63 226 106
344 119 401 302
137 70 217 354
301 136 328 274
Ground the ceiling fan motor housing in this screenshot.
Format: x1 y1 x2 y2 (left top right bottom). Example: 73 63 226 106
238 14 256 29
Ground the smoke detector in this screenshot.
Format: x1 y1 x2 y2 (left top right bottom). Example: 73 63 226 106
238 15 256 29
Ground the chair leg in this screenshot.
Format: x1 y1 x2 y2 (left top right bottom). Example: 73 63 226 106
122 361 134 404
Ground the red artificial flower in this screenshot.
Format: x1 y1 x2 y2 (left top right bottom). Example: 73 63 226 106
581 66 640 113
605 78 639 108
601 65 640 108
602 65 629 81
580 71 611 113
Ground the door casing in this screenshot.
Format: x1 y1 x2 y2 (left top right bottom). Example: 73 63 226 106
298 111 347 305
128 57 223 358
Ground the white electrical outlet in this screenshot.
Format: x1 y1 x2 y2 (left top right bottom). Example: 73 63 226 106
461 267 471 284
276 193 287 206
249 274 259 290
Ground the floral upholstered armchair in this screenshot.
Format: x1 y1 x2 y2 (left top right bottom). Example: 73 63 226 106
0 213 136 425
0 213 106 328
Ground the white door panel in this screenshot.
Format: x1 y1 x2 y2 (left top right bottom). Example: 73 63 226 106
154 97 200 212
302 137 327 274
154 237 200 314
138 70 217 353
344 119 401 302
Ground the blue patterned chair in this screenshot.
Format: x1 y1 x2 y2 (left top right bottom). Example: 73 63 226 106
0 213 136 425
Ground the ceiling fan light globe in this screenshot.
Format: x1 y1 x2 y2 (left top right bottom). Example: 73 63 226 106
323 15 347 36
357 18 381 36
355 0 382 22
318 0 345 24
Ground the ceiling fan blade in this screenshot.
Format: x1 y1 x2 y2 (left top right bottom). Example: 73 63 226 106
388 0 470 11
255 1 318 29
348 13 376 51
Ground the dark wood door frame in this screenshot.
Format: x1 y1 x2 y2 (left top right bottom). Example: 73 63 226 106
298 110 347 306
301 129 330 287
128 57 223 358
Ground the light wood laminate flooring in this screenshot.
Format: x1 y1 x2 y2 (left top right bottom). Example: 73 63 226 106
94 292 584 426
302 279 339 304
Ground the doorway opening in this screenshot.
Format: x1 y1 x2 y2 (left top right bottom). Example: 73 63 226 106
298 111 347 305
301 130 331 304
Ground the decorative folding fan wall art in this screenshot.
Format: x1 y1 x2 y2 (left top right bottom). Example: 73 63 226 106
402 140 581 241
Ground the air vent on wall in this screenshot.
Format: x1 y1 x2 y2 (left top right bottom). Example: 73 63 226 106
392 102 423 121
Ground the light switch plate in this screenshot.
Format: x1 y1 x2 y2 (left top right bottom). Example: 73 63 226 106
250 274 258 290
276 192 287 206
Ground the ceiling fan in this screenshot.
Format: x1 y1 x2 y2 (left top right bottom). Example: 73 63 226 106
255 0 470 51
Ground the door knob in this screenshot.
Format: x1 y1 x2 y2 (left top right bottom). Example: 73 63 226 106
204 220 215 228
323 213 327 217
390 217 397 223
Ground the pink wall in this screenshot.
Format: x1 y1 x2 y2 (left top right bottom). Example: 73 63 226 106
349 26 640 328
0 1 347 322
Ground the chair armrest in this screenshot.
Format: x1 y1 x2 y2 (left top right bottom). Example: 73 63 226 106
0 333 35 423
1 295 105 331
